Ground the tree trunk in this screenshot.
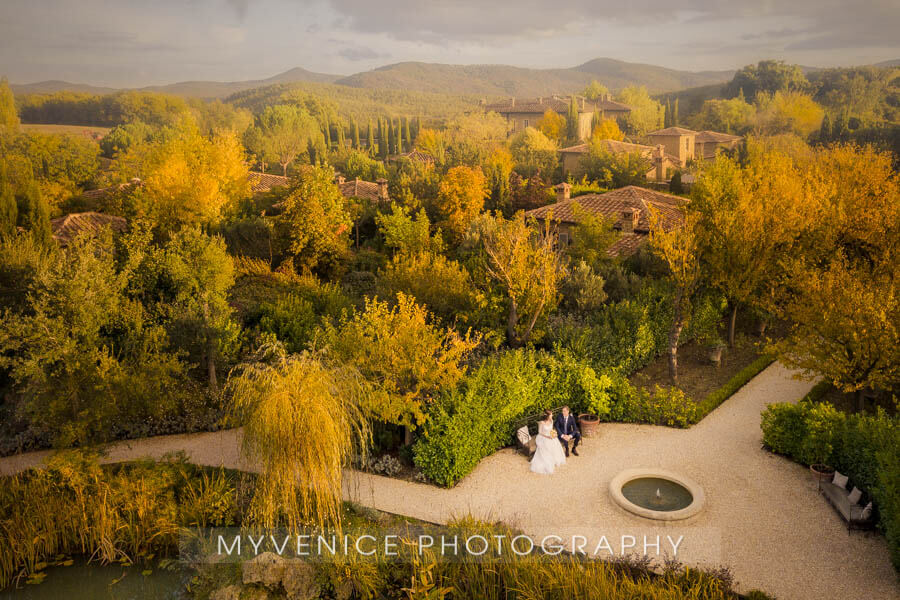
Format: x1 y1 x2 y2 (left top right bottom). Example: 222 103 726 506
728 303 738 348
203 300 218 392
403 426 413 447
507 298 520 348
668 288 686 382
857 389 866 413
281 162 288 176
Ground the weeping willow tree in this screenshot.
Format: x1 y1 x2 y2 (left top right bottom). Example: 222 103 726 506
227 342 370 532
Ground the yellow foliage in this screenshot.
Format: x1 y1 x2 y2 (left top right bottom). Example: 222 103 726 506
591 118 624 142
536 109 566 142
435 165 487 240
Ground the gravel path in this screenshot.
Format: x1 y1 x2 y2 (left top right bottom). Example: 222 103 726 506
1 362 896 599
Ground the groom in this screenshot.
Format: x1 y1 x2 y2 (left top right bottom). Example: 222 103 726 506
554 406 581 457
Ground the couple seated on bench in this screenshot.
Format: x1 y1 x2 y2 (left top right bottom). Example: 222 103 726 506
523 406 581 475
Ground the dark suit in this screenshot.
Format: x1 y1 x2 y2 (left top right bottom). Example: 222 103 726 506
554 413 581 455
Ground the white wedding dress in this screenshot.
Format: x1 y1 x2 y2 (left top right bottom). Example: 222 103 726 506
530 420 567 474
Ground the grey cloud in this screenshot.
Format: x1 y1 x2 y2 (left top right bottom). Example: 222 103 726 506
337 45 387 61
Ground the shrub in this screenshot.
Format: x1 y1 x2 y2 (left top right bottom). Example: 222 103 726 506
760 401 900 573
257 294 318 353
606 376 699 428
413 349 610 486
695 355 775 420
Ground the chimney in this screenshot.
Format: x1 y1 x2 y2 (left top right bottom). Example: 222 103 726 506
654 145 665 182
376 178 389 201
538 97 542 104
621 207 640 234
511 97 515 108
555 182 571 203
581 96 585 110
336 174 346 185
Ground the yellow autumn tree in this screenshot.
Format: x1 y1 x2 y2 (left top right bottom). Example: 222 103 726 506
536 109 566 143
118 119 249 229
648 209 703 382
482 213 565 347
592 118 625 142
691 143 813 346
753 91 824 137
770 144 900 408
435 165 487 241
324 293 480 436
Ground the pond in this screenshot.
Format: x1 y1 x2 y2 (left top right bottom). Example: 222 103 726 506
0 560 188 600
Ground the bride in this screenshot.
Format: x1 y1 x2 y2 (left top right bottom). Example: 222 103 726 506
530 410 567 474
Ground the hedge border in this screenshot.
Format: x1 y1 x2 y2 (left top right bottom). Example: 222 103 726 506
692 354 777 423
799 380 832 404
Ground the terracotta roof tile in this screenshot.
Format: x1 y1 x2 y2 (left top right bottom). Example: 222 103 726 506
51 212 127 246
605 232 647 257
695 130 742 143
248 172 290 193
337 177 390 203
648 126 697 136
526 185 686 233
559 140 680 164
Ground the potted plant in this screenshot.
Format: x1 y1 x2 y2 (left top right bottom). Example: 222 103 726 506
577 413 600 437
802 403 839 484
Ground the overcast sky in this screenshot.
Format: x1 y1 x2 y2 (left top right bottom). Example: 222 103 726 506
2 0 898 87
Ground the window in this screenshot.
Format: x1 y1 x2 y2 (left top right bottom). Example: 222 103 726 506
524 119 529 128
558 231 570 246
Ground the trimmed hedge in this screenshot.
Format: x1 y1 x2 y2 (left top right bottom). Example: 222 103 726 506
413 349 612 487
761 401 900 573
694 355 776 421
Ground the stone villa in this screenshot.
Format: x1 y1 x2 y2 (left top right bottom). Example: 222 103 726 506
558 139 682 182
646 126 742 167
484 95 631 142
526 184 687 257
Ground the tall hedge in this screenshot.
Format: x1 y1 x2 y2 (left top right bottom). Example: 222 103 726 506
761 401 900 573
413 349 611 487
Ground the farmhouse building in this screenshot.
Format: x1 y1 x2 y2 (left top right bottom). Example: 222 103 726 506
646 127 742 167
484 95 631 142
558 139 681 182
526 184 686 257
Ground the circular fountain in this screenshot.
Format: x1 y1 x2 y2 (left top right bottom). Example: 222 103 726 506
609 468 705 521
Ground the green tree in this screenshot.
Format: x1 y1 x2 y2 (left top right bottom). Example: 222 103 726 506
566 96 579 142
24 182 51 247
509 127 558 178
375 203 444 256
582 80 609 100
725 60 809 99
0 164 17 238
579 143 651 189
616 86 664 136
0 77 19 135
162 227 236 392
367 119 375 153
279 164 352 274
0 231 186 447
256 104 320 175
351 117 360 149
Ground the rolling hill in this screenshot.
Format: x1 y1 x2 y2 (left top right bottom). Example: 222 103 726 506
335 59 735 97
10 58 734 100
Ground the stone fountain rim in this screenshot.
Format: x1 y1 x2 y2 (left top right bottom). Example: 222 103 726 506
609 468 705 521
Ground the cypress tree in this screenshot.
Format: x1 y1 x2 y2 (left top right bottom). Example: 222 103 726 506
351 118 360 149
403 117 411 149
367 120 375 154
388 119 396 154
665 98 672 128
395 120 402 154
323 117 332 149
378 119 388 160
0 167 16 238
414 116 421 141
25 182 51 247
672 99 679 126
819 113 832 142
567 96 579 141
336 121 345 149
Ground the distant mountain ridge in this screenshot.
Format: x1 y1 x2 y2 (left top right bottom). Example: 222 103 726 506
11 57 899 100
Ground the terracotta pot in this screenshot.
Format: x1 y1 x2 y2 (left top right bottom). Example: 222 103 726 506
810 463 834 482
578 414 600 438
708 344 726 366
